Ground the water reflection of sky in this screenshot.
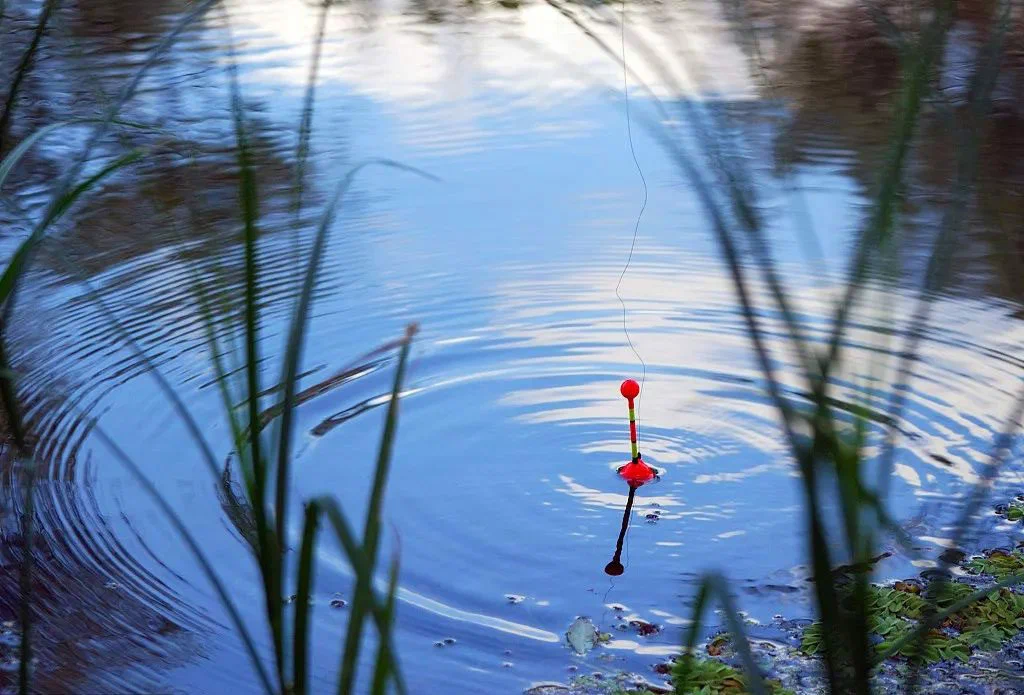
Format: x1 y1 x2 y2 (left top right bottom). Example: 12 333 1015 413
8 1 1024 693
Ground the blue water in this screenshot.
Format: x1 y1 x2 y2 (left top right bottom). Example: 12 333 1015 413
2 1 1023 693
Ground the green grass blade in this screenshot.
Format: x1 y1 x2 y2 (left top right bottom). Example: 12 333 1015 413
318 497 406 695
293 500 321 695
88 425 275 695
338 325 416 695
0 147 143 306
272 160 435 593
0 0 218 319
821 0 953 380
0 0 220 457
876 0 1011 499
0 120 137 190
221 12 284 687
370 553 401 695
0 0 59 153
292 0 334 280
677 573 766 695
0 149 143 458
678 576 710 670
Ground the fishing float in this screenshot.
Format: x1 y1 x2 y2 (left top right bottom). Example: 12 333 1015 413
605 379 658 576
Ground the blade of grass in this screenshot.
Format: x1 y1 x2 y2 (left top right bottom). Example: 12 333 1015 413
0 120 149 189
370 552 401 695
0 0 219 314
293 500 320 695
677 573 766 695
318 497 406 695
88 424 274 695
0 149 143 459
292 0 335 284
820 0 953 383
0 0 59 153
876 0 1011 499
220 10 283 687
337 324 416 695
272 159 436 588
0 0 219 479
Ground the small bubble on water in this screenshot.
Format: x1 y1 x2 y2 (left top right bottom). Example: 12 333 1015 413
330 597 347 609
104 581 120 590
502 662 514 668
442 637 456 646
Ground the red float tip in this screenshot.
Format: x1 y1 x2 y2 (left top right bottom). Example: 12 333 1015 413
620 379 640 400
618 456 657 487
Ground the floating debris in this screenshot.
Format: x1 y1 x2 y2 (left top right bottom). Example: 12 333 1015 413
523 685 570 695
706 633 730 656
565 617 600 655
506 594 526 605
628 619 661 637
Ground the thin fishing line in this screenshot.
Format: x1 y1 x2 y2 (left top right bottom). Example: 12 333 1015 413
599 578 616 631
615 0 648 438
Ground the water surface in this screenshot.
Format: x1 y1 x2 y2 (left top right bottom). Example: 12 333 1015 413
1 1 1023 693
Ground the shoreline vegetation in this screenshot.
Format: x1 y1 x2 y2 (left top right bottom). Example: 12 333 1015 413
528 492 1024 694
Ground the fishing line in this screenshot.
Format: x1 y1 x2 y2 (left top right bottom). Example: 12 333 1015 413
615 0 649 437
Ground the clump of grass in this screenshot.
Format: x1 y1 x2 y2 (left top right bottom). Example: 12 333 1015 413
0 2 432 694
550 0 1021 691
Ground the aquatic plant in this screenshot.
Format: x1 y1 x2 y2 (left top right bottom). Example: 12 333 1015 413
994 497 1024 522
965 549 1024 581
671 656 794 695
800 579 1024 665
